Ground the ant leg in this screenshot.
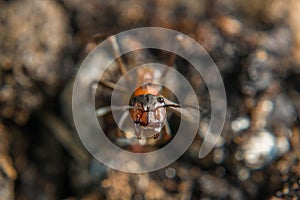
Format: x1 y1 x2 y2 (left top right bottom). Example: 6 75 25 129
109 36 128 77
93 80 127 92
116 110 129 136
96 105 133 118
90 80 125 109
91 35 129 98
95 106 112 118
160 34 184 83
90 35 129 93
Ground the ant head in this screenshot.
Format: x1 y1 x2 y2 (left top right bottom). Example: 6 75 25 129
129 94 167 138
129 94 167 125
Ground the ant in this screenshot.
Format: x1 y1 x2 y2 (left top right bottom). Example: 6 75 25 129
92 35 202 142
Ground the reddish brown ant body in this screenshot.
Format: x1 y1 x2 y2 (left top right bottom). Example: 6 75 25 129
94 35 200 141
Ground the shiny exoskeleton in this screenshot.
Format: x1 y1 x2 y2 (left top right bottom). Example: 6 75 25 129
129 91 167 139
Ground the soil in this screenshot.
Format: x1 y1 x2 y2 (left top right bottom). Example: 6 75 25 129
0 0 299 199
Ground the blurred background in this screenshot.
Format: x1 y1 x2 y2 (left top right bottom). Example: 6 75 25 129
0 0 300 199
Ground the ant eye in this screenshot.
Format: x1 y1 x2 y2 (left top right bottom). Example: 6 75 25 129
157 97 164 103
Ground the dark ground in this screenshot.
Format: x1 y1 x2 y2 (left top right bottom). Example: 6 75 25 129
0 0 300 199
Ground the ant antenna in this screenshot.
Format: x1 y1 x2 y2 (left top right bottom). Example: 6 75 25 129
155 103 203 112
